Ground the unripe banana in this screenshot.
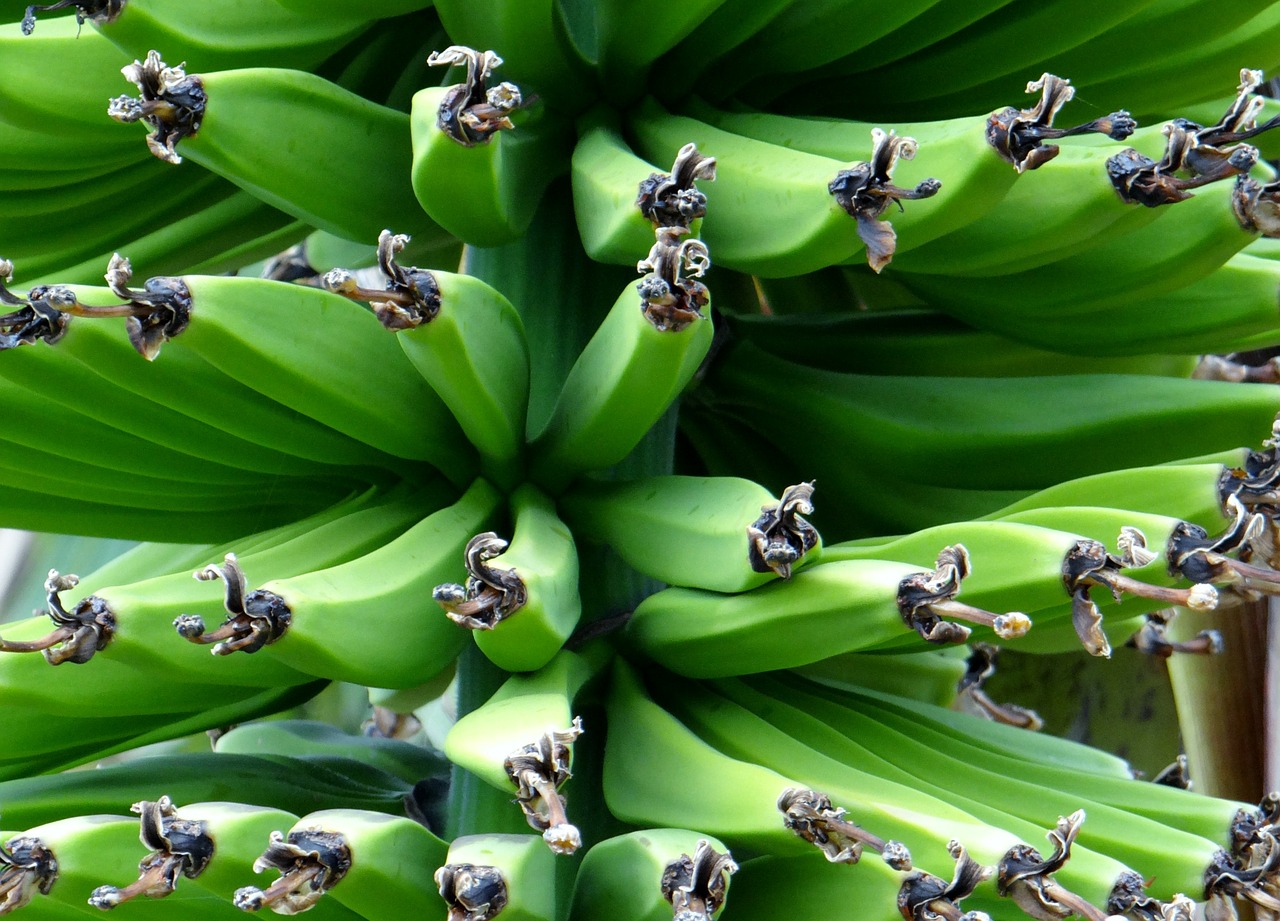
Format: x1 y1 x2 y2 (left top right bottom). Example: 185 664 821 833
436 833 557 921
561 475 822 592
175 478 502 688
434 484 581 673
234 809 447 916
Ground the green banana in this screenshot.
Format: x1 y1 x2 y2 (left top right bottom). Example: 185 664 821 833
108 52 450 244
436 833 558 921
527 231 714 492
324 231 530 489
174 478 502 687
560 475 822 592
234 809 447 916
568 829 737 921
410 45 570 247
434 484 581 673
795 646 970 709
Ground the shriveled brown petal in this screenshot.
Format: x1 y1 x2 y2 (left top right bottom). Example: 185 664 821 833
234 829 351 914
747 482 821 579
427 46 525 146
433 533 528 630
436 863 508 921
176 553 291 655
661 840 738 921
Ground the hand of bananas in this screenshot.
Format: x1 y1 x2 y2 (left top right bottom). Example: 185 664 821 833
2 0 1280 919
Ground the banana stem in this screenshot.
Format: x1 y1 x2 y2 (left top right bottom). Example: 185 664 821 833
87 859 178 908
929 599 1031 640
0 628 69 654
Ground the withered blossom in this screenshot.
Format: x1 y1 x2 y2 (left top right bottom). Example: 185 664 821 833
829 128 940 273
778 787 912 868
433 533 526 630
427 46 526 147
956 644 1043 730
1108 871 1195 921
897 839 992 921
108 52 207 164
747 482 821 580
20 0 121 34
1108 121 1257 207
897 545 1030 645
1125 610 1222 658
234 828 351 914
997 811 1108 921
660 839 737 921
636 143 717 230
1203 833 1280 921
88 797 214 909
503 718 583 854
436 863 508 921
0 570 114 665
1167 494 1280 598
987 73 1136 172
1193 354 1280 385
0 261 70 350
1151 754 1193 790
635 226 711 332
323 230 442 330
174 553 291 654
0 835 57 914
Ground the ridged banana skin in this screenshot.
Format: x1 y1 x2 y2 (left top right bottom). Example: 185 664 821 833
444 649 596 790
795 646 970 709
568 828 736 921
253 478 504 687
626 559 932 677
152 67 448 245
411 86 570 247
395 270 531 490
561 474 821 592
528 281 714 492
443 834 558 921
471 484 583 672
275 810 449 918
722 675 1224 900
725 852 903 921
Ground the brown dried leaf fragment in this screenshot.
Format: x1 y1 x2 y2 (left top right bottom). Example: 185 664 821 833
88 797 214 909
436 863 508 921
660 839 737 921
174 553 291 655
108 51 206 164
997 811 1108 921
747 481 820 579
503 719 583 854
433 533 527 630
0 835 57 914
898 545 1030 645
234 829 351 915
778 787 912 868
898 840 993 921
987 73 1136 172
636 143 717 230
830 128 940 273
427 46 527 147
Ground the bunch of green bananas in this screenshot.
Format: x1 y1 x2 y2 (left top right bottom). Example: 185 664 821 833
3 0 1280 919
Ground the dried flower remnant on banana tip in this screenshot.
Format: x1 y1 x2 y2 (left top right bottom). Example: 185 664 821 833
998 811 1118 921
637 143 717 231
324 230 442 330
0 570 114 665
660 840 737 921
1203 832 1280 921
1062 528 1218 659
778 787 912 868
433 533 527 630
1107 870 1197 921
747 481 821 579
898 839 993 921
108 52 207 165
234 828 351 914
956 644 1044 731
0 834 57 914
427 45 527 147
0 260 70 350
987 73 1137 172
173 553 291 655
829 128 941 273
897 545 1031 645
20 0 121 34
1150 754 1192 790
503 719 584 855
1167 494 1280 599
436 863 508 921
1125 609 1223 659
88 797 215 909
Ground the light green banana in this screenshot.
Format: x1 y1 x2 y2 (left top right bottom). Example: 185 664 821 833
527 233 714 492
410 46 570 247
560 475 822 592
434 484 581 673
108 52 451 244
324 231 529 489
174 478 502 688
234 809 447 916
795 646 970 709
435 833 558 921
568 829 738 921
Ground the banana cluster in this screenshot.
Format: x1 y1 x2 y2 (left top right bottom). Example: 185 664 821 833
3 1 1280 920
